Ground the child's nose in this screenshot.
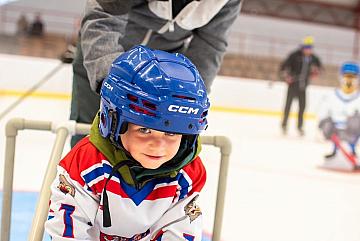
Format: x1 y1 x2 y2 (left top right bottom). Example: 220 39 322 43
150 134 166 147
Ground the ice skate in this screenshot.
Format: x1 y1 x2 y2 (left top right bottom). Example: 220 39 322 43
298 128 305 136
281 124 287 135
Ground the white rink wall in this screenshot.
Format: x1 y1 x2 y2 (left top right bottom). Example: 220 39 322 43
0 53 335 121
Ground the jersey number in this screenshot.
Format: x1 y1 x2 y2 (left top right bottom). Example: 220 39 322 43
60 204 75 238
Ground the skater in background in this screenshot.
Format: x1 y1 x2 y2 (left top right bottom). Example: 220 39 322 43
280 36 322 136
69 0 242 147
45 45 210 240
318 62 360 169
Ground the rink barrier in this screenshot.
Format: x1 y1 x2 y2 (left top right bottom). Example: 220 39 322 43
0 62 65 121
1 118 232 241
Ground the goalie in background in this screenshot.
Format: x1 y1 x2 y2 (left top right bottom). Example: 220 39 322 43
318 62 360 171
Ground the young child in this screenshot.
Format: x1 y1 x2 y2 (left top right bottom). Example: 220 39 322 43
45 45 210 240
318 61 360 170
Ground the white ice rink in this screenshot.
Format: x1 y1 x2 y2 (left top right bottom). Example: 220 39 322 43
1 54 360 241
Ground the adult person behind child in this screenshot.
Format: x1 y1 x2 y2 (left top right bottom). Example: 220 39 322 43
280 36 322 136
70 0 242 147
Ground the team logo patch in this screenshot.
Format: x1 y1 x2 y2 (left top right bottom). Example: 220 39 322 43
57 174 75 197
184 197 202 223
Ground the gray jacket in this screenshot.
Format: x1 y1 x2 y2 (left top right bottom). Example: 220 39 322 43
77 0 241 93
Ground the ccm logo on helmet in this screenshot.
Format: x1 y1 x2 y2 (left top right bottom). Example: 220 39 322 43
103 82 113 91
168 105 199 114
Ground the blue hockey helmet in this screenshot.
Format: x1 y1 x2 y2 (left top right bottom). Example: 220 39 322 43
341 62 360 76
99 45 210 145
339 62 360 94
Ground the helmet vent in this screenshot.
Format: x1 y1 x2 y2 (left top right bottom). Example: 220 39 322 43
172 95 196 102
142 100 157 110
199 118 206 124
127 94 138 103
201 110 208 118
129 104 156 117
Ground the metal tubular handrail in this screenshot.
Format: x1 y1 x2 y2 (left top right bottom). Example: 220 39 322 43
1 118 90 241
201 136 232 241
2 118 52 241
1 118 232 241
28 123 90 241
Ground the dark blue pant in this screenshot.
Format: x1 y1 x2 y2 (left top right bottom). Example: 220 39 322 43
281 83 306 130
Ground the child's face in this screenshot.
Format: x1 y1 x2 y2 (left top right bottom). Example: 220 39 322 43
120 123 182 169
341 73 358 94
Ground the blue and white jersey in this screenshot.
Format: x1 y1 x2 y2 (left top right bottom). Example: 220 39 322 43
318 89 360 130
45 137 206 241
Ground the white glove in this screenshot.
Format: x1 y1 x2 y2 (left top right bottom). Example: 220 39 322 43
319 117 335 140
345 111 360 143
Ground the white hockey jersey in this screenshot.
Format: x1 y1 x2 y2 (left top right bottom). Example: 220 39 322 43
318 89 360 130
45 136 206 241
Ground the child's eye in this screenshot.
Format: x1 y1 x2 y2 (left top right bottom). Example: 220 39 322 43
165 132 178 136
138 128 151 134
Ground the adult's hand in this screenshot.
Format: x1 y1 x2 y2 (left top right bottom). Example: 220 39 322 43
285 75 294 84
310 66 320 80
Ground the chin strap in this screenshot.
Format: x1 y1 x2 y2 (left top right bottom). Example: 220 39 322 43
102 160 133 227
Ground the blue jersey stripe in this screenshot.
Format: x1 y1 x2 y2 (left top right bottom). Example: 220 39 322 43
81 162 185 205
178 172 190 200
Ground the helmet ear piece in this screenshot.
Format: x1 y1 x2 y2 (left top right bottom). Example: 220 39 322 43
99 105 124 148
99 107 113 138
